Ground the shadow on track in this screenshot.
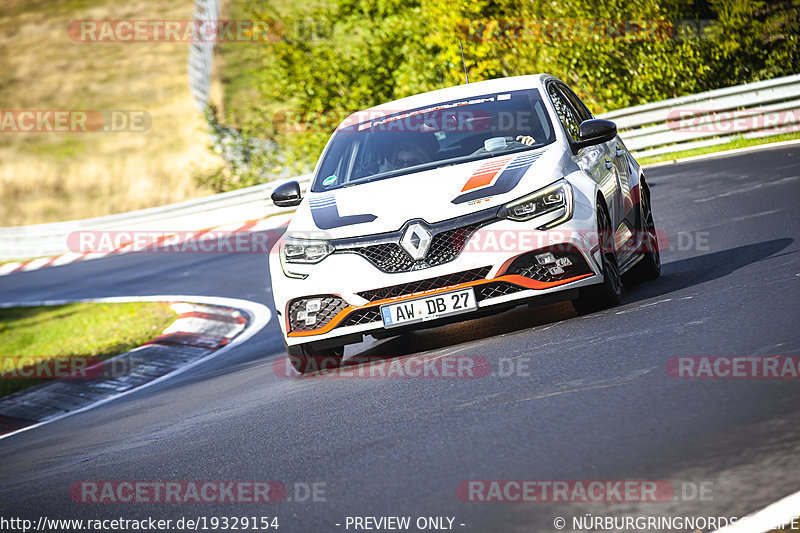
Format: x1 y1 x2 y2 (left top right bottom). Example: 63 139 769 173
624 238 794 303
300 238 795 375
257 238 795 379
349 300 578 360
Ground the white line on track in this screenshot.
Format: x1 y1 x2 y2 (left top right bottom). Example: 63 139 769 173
0 295 272 442
642 138 800 169
711 489 800 533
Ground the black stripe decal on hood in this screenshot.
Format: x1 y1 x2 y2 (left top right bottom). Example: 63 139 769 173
309 194 377 230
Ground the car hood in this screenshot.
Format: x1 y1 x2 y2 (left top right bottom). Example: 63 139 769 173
287 145 563 239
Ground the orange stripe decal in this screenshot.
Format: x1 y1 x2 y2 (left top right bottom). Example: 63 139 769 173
460 157 513 192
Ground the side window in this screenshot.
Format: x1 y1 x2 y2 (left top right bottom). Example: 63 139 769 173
559 84 593 122
324 138 358 185
531 99 553 141
547 84 581 141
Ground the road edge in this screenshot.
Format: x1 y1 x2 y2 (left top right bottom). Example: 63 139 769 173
642 138 800 169
712 489 800 533
0 295 271 441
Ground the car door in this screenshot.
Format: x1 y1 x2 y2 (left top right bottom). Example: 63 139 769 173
546 82 620 225
560 83 634 230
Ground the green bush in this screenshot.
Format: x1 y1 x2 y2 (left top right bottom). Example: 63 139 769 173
212 0 799 184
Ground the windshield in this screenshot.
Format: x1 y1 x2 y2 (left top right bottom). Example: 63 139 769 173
311 88 555 191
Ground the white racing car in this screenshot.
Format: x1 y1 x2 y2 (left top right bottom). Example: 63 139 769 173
269 74 660 373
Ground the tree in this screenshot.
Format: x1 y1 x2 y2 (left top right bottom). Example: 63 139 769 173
221 0 798 182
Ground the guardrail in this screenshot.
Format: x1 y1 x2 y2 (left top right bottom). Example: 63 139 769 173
1 75 798 260
187 0 219 110
0 176 310 260
600 73 800 158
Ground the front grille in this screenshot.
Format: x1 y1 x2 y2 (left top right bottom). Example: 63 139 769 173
475 282 525 301
341 221 485 273
352 243 414 273
288 295 347 332
357 266 492 302
505 245 592 283
339 307 383 327
426 222 483 266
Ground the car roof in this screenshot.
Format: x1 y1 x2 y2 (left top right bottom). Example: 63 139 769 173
336 74 559 131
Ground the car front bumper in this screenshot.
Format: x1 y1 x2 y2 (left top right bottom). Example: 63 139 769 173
270 203 604 348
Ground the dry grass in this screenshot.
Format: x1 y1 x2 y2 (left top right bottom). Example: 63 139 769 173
0 0 223 225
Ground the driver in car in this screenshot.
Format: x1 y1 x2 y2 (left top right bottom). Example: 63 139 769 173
388 141 430 170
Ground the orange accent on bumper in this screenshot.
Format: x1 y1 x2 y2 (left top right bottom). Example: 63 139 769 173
287 272 593 337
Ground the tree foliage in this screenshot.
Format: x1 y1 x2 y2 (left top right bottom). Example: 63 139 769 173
219 0 799 183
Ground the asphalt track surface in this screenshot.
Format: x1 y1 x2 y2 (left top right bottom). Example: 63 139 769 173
1 145 799 532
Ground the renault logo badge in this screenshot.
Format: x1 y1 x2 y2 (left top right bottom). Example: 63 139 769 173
400 222 432 260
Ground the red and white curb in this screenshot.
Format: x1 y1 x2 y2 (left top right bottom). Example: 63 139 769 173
0 295 271 441
0 213 293 277
148 302 248 350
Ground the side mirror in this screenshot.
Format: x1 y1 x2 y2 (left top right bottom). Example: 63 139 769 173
271 181 302 207
571 119 617 154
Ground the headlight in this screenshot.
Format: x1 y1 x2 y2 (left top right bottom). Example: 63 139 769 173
499 180 573 228
282 238 334 264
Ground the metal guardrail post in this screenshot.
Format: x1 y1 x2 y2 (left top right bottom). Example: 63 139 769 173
2 75 799 259
599 74 800 158
188 0 220 111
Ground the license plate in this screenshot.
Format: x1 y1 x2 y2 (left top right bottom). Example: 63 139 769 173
380 288 477 328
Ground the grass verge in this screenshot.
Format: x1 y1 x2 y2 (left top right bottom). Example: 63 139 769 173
0 301 176 397
638 132 800 166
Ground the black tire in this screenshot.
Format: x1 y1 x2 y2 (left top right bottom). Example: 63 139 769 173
623 180 661 283
572 203 622 315
285 342 344 374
